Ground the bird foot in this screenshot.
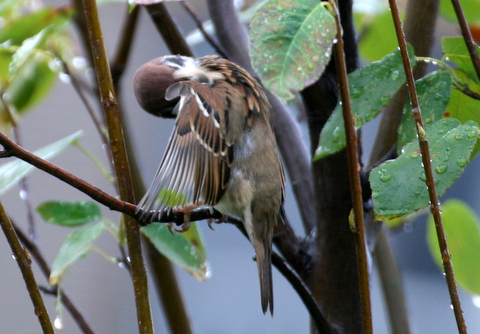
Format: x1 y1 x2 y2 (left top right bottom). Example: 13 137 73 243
168 201 203 233
207 214 228 231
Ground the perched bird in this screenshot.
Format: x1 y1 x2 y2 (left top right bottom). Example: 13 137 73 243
134 55 285 314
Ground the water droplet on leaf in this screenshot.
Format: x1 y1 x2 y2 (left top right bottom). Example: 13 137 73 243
435 164 447 174
391 70 400 80
456 157 468 167
378 169 391 182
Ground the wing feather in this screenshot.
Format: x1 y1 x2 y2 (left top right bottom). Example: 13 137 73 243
137 80 232 222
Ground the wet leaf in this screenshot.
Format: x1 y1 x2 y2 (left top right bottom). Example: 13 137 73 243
0 6 72 46
0 131 82 196
49 222 105 285
315 46 415 160
444 69 480 157
397 71 452 152
371 119 478 220
249 0 336 102
439 0 480 25
427 199 480 295
37 201 102 227
442 36 480 84
142 222 209 280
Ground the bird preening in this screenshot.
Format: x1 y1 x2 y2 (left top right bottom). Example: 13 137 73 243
133 55 285 315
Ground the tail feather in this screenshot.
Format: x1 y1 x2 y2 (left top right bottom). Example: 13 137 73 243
254 238 273 315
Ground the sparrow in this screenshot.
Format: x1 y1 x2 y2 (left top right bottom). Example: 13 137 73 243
133 55 285 314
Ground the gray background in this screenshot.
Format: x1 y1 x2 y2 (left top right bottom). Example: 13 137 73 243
1 0 480 333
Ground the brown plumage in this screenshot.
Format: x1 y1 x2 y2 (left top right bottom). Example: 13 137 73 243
135 55 285 314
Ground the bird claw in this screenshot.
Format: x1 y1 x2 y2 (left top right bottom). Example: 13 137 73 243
207 214 227 231
169 201 203 233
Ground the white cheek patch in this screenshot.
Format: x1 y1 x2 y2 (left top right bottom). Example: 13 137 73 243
173 58 225 84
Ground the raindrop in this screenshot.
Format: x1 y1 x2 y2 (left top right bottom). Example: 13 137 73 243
118 261 126 269
59 72 71 84
467 130 477 138
11 254 16 260
390 70 400 81
403 222 413 233
435 164 447 174
54 316 63 330
332 38 338 44
419 171 427 182
472 295 480 308
410 151 420 159
454 133 462 140
378 169 391 182
371 191 379 199
434 93 443 101
350 86 364 98
456 157 468 167
19 189 27 200
443 147 451 162
332 126 341 142
72 56 87 69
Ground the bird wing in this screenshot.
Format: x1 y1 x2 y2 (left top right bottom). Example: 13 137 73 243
137 80 234 221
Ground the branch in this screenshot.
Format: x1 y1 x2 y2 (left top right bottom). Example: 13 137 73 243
331 1 372 332
179 1 228 58
450 0 480 81
81 1 154 333
144 3 194 57
13 222 96 334
111 5 140 88
0 202 54 334
389 1 467 333
271 252 332 334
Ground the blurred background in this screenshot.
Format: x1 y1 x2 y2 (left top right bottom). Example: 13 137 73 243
1 0 480 333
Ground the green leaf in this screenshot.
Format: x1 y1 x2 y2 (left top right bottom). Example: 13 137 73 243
427 199 480 295
439 0 480 24
158 188 189 207
142 223 209 280
371 119 478 220
442 37 480 84
0 131 82 196
358 9 399 62
249 0 336 102
49 222 105 285
37 201 102 227
444 69 480 157
397 71 452 152
0 6 72 46
315 46 415 160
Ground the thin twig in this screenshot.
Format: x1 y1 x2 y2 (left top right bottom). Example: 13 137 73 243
374 226 411 334
81 1 154 333
389 1 467 333
13 222 96 334
0 93 39 242
61 60 110 150
0 202 54 334
271 252 332 334
459 84 480 100
179 1 228 58
144 3 194 57
331 1 372 332
0 130 224 224
450 0 480 80
111 5 140 88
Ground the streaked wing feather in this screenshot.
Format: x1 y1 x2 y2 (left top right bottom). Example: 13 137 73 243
137 81 231 222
